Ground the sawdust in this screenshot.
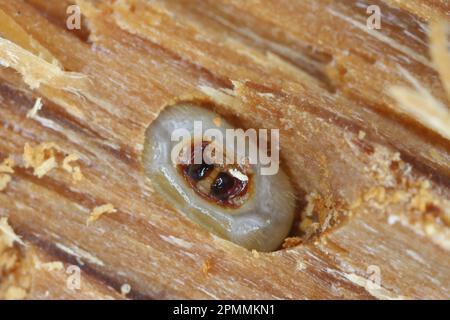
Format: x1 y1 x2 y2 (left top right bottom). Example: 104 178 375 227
87 204 117 225
350 149 450 250
26 97 43 119
62 154 84 183
23 142 83 182
0 218 30 300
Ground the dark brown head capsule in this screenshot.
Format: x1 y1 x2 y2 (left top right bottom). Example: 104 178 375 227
210 172 247 202
178 141 251 208
185 163 214 181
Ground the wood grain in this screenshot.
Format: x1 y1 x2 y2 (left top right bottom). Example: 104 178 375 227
0 0 449 299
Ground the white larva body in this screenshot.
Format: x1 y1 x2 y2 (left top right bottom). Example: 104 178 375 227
143 103 295 251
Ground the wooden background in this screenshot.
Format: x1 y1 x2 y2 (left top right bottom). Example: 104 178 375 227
0 0 449 299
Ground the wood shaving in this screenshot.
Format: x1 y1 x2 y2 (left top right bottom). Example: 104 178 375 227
352 160 450 250
62 154 83 182
36 261 64 272
358 130 366 140
282 237 302 249
23 142 59 178
0 218 24 247
23 142 83 181
26 97 43 119
87 204 117 225
34 157 58 179
298 192 333 240
0 157 15 192
0 8 60 66
429 20 450 102
389 19 450 140
442 210 450 227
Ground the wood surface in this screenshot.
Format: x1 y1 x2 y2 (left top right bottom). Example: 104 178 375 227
0 0 449 299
